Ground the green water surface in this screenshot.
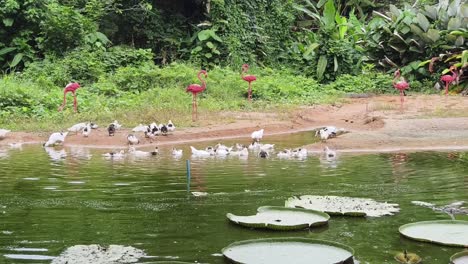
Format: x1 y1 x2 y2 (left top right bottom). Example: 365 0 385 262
0 132 467 263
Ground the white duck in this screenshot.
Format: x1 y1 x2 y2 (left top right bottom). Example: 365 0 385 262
292 148 308 159
248 141 261 150
251 128 264 142
128 146 153 157
277 149 292 158
44 132 68 147
172 148 183 156
82 123 91 137
111 120 122 130
215 148 230 156
230 147 249 157
102 150 126 159
190 146 212 156
167 120 176 132
132 124 147 132
260 143 275 151
127 134 140 145
0 129 10 139
318 129 330 141
68 123 86 134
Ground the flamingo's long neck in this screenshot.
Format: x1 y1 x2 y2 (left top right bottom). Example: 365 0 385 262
198 72 206 88
451 68 458 79
393 71 400 85
241 67 247 78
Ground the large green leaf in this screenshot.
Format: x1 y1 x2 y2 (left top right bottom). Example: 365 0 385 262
426 29 440 42
317 0 328 8
389 5 401 18
322 0 336 28
293 5 320 21
447 0 461 17
209 30 222 42
461 4 468 17
197 30 212 41
0 47 16 56
303 43 319 57
10 53 23 68
95 32 110 44
447 17 462 30
316 55 328 81
2 18 13 27
424 5 438 20
416 13 430 32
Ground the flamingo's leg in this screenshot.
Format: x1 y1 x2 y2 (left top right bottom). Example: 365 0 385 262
445 82 449 96
72 92 77 112
400 90 404 111
248 82 252 102
58 92 68 112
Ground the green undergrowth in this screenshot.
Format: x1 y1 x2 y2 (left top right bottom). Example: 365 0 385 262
0 62 408 131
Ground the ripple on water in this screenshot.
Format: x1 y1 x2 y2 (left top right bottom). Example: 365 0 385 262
4 254 55 260
22 178 40 181
8 247 48 252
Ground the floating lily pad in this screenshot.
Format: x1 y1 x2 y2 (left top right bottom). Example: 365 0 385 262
285 195 399 217
227 206 330 230
450 251 468 264
399 220 468 247
51 245 146 264
222 238 354 264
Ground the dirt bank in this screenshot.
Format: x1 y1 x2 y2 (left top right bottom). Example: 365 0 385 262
2 95 468 153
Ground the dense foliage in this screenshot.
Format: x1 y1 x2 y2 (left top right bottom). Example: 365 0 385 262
0 0 467 128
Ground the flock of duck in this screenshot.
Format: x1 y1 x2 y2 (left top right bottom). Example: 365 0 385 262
1 124 340 162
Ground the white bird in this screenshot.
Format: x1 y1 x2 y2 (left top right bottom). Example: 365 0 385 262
44 147 67 161
167 120 176 132
260 143 275 151
111 120 122 130
0 129 11 139
318 129 330 141
44 132 68 147
128 146 152 157
230 147 249 157
215 148 229 156
132 124 147 132
235 143 247 150
127 134 140 145
190 146 212 156
68 123 87 134
102 150 126 159
292 148 308 158
172 148 183 156
251 129 264 142
248 141 261 150
82 123 91 137
277 149 291 158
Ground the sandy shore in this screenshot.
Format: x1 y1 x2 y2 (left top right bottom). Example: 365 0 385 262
2 95 468 153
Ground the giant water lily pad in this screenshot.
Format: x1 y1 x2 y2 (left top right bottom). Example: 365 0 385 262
285 195 399 217
51 245 146 264
450 251 468 264
399 220 468 247
227 206 330 230
222 238 354 264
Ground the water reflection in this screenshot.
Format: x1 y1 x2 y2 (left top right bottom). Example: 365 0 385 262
44 147 67 161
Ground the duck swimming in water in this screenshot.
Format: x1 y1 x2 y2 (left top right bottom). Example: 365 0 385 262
394 250 421 264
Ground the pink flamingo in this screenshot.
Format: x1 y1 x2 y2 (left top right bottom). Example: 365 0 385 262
186 70 208 121
58 82 81 112
241 64 257 101
440 66 458 97
393 69 409 108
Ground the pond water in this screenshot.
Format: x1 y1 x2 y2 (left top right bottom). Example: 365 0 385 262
0 131 467 263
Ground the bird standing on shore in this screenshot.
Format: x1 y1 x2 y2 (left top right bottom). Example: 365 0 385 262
241 64 257 101
44 132 68 147
127 134 140 145
393 69 409 108
251 129 264 142
440 65 458 97
107 124 116 136
186 70 207 121
167 120 176 132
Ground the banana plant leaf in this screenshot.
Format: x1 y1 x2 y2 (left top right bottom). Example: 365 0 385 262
222 238 355 264
227 206 330 230
285 195 400 217
399 220 468 247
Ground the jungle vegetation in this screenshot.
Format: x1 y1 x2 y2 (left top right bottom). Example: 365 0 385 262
0 0 467 129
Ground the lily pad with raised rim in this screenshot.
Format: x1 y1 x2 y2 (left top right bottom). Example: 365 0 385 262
227 206 330 231
399 220 468 247
450 251 468 264
222 238 355 264
285 195 399 217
